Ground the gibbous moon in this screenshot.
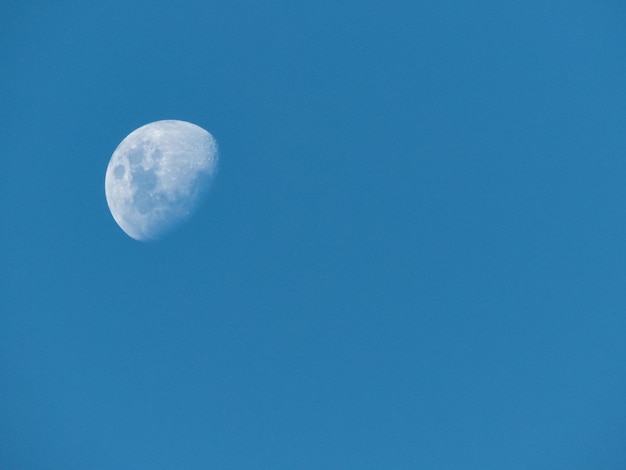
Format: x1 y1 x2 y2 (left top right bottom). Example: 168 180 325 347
105 120 218 241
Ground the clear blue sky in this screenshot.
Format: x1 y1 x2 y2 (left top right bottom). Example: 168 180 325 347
2 1 626 468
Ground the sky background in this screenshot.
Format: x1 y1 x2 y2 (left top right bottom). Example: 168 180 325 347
2 1 626 468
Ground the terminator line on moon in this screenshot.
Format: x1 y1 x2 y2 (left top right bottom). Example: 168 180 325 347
105 120 218 241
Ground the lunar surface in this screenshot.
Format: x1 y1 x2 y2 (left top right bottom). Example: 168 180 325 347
105 120 218 241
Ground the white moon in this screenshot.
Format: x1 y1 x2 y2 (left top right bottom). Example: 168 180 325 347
105 120 218 241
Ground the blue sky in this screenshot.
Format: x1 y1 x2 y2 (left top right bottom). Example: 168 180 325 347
2 1 626 468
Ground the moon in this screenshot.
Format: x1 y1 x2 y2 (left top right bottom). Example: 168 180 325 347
105 120 218 241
